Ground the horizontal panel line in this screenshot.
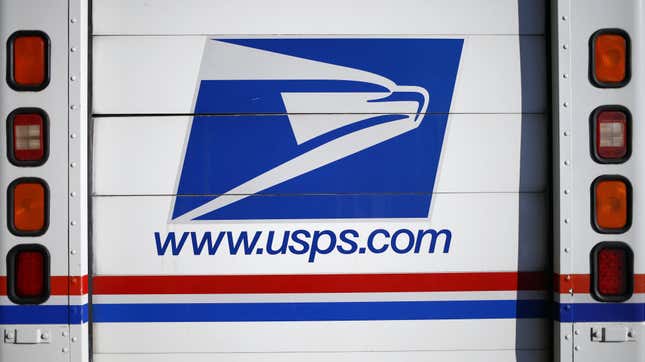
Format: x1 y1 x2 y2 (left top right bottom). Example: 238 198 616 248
93 349 550 355
91 191 547 197
92 34 546 37
92 112 547 118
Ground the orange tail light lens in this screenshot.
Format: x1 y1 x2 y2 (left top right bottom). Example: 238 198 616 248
592 176 631 233
6 31 50 91
8 178 49 236
591 30 629 87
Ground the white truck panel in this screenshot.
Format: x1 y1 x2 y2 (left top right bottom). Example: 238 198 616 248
91 193 546 275
91 35 546 114
92 0 545 36
91 319 548 353
92 114 547 195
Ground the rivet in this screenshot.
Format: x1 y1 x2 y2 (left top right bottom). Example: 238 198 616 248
563 130 570 136
71 18 77 23
41 332 49 340
627 331 634 338
564 334 570 340
62 347 69 353
70 47 77 52
562 44 568 50
564 218 569 224
564 160 570 166
563 102 568 108
70 133 77 139
70 104 77 110
561 15 567 21
70 162 77 168
574 329 580 335
6 332 14 339
566 275 571 281
564 248 570 253
563 73 568 79
70 221 77 226
574 346 580 351
70 249 77 255
70 76 77 81
62 331 68 337
563 189 569 195
71 337 78 343
70 192 77 197
565 304 571 310
568 288 574 295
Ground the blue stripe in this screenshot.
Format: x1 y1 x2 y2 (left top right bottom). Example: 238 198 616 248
92 300 547 323
0 305 88 324
557 302 645 323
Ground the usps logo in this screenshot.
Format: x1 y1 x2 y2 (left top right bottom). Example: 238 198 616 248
172 39 463 221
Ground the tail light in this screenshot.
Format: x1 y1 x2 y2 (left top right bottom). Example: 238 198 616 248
6 31 50 91
590 29 630 87
7 108 49 166
590 106 630 163
6 244 50 304
592 176 631 233
8 178 49 236
591 242 633 302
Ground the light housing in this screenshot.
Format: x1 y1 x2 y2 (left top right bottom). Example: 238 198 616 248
6 244 50 304
591 242 633 302
7 108 49 166
590 106 630 164
591 175 631 234
6 31 50 91
8 178 49 236
590 29 630 87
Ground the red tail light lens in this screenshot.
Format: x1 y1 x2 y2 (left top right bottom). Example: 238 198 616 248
591 107 630 163
7 108 49 166
590 29 630 87
7 244 50 304
15 251 44 297
592 242 633 302
6 31 50 91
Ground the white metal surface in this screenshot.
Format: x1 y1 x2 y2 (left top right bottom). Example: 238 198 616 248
92 35 546 114
92 193 546 275
0 0 87 362
89 1 550 361
552 0 644 361
92 350 549 362
92 319 548 354
92 0 545 36
92 114 547 195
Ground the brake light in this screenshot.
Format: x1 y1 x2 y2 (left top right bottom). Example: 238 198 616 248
7 109 48 166
590 30 629 87
592 176 631 233
592 242 633 302
6 244 50 304
6 31 49 91
8 178 49 236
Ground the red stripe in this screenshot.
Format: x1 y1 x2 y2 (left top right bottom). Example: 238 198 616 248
555 273 645 294
92 272 547 295
0 275 88 296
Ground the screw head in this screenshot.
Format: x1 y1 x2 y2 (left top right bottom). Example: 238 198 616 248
41 332 49 340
